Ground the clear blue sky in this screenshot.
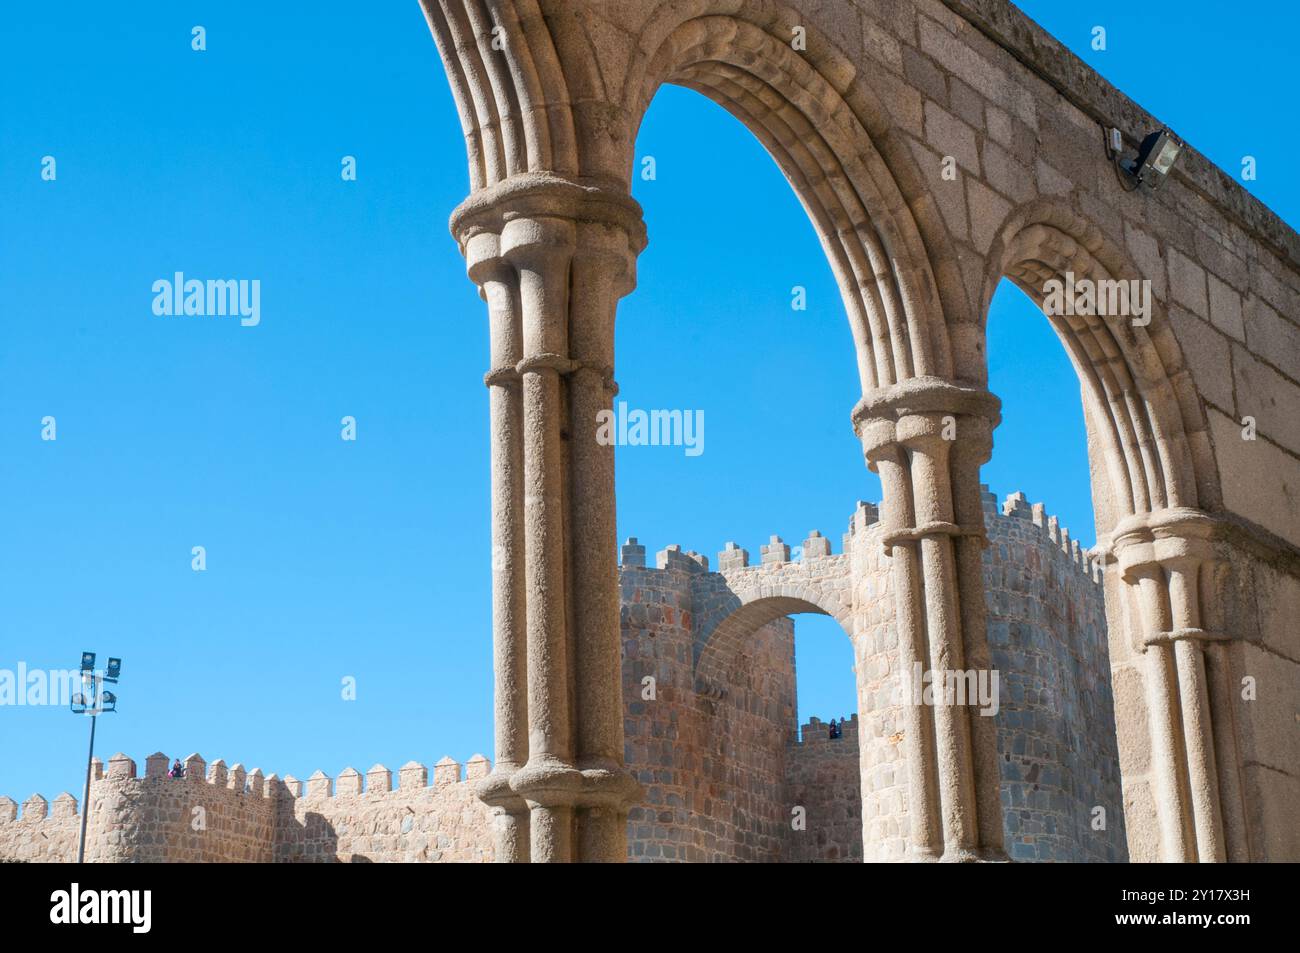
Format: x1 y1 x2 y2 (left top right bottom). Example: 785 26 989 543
2 2 1295 803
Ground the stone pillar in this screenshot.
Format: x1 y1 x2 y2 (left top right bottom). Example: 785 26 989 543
567 219 642 861
855 378 1004 862
949 418 1004 859
465 228 533 861
1108 508 1243 862
451 173 645 862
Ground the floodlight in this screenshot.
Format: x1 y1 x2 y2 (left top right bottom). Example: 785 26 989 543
1125 128 1183 189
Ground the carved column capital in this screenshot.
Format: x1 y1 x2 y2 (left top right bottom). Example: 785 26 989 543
463 230 510 290
858 382 999 554
854 378 1000 473
450 172 646 263
500 215 577 273
1104 507 1225 583
852 376 1002 432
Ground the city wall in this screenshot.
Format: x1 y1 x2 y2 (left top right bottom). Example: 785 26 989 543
2 493 1125 862
0 751 493 864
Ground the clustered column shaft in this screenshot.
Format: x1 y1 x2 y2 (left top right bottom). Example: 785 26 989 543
856 379 1005 862
1110 510 1248 862
453 174 646 862
471 238 530 861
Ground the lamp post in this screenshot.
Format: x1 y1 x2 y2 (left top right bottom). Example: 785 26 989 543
70 652 120 864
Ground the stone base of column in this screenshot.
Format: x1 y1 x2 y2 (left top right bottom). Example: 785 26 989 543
476 766 531 863
940 846 1010 862
529 805 574 863
577 806 626 863
509 756 641 862
904 845 1008 862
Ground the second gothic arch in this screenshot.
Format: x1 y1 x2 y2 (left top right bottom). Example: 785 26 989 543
979 198 1218 524
626 11 963 393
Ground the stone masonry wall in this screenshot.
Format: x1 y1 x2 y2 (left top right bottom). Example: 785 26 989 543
620 540 797 861
984 489 1127 862
0 792 80 863
2 495 1124 863
853 490 1127 861
0 751 492 863
274 756 492 863
783 716 863 862
619 491 1125 862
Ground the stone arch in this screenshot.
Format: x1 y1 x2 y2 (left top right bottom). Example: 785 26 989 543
423 0 1296 863
693 575 853 697
979 198 1220 526
624 8 967 393
421 0 580 189
423 0 1006 864
979 198 1249 862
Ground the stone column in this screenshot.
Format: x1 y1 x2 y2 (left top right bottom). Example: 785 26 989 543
855 378 1004 862
1109 508 1242 862
505 213 580 864
868 440 941 859
567 219 642 861
450 173 645 862
464 231 531 861
949 417 1004 859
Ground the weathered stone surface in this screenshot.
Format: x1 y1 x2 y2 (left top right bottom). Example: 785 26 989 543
1 497 1126 865
11 0 1295 865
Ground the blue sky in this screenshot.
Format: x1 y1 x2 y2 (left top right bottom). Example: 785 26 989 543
1 2 1295 803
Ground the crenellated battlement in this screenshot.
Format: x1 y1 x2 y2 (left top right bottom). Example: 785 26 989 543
0 749 496 864
985 486 1103 583
0 791 78 823
0 751 493 818
620 489 1099 587
621 526 857 577
794 714 859 746
292 754 490 800
2 494 1115 865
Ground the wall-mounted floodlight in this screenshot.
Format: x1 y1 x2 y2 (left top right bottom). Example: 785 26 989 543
1110 126 1184 191
1131 129 1183 184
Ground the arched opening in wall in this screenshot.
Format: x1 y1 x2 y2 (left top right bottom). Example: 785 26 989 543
981 205 1237 865
615 85 870 862
617 84 874 534
980 275 1129 863
683 592 863 863
788 612 863 863
794 614 858 735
